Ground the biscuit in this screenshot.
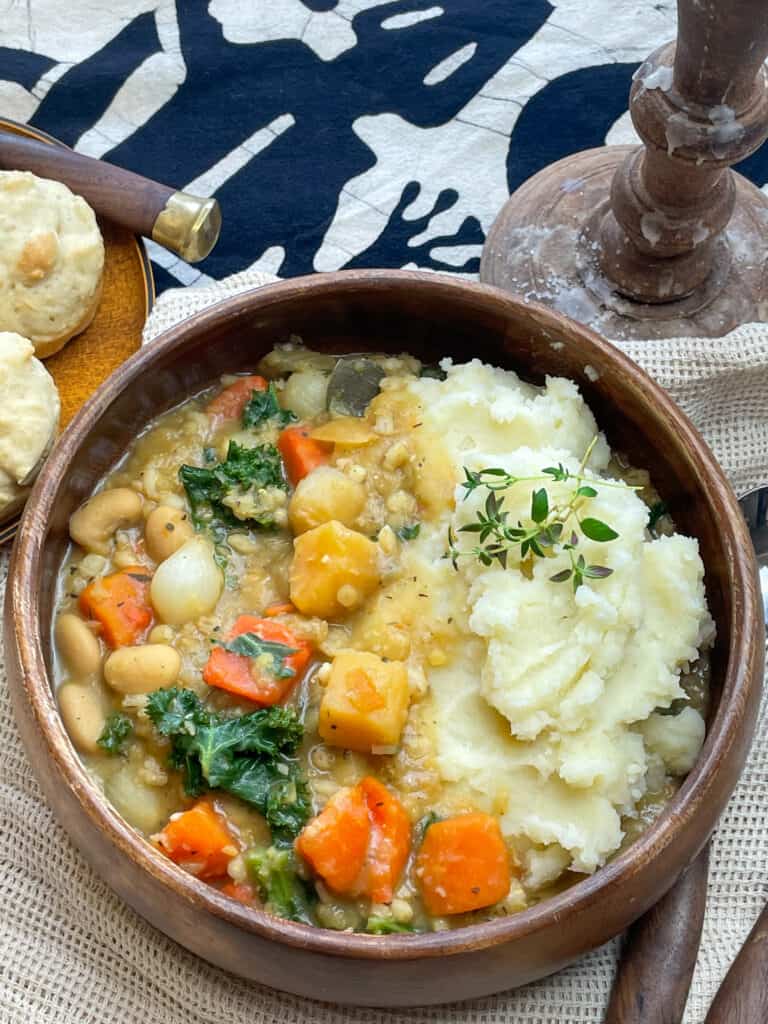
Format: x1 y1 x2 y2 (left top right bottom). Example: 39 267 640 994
0 331 60 516
0 171 104 358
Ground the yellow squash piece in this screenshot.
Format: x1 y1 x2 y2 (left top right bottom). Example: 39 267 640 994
310 417 376 447
319 651 410 752
289 520 380 618
288 466 366 534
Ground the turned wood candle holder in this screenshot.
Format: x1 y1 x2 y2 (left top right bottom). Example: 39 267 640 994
481 0 768 339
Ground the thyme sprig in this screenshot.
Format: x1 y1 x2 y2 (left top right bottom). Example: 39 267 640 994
448 437 627 590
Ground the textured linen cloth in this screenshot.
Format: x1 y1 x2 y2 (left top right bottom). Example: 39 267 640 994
0 268 766 1024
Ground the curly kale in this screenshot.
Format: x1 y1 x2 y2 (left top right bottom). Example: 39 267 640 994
244 846 316 924
242 382 297 430
145 687 310 845
97 712 133 756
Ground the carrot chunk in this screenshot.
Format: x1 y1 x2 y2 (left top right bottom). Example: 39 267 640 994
295 776 410 902
359 776 411 904
220 881 256 905
416 813 511 915
278 425 332 486
206 375 267 423
202 614 311 705
295 784 370 893
155 800 238 880
263 601 296 618
79 565 152 648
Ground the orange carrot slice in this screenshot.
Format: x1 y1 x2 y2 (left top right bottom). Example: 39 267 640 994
206 375 267 424
295 776 410 902
78 565 152 648
203 614 311 705
415 812 511 915
359 776 411 904
278 425 332 486
155 801 238 880
220 881 255 905
295 784 370 894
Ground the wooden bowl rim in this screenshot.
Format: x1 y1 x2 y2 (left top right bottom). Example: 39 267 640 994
10 269 762 961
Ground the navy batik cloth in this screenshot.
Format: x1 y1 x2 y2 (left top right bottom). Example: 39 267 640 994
1 1 767 292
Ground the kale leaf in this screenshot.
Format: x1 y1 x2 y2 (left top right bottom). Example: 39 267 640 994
222 632 298 679
179 440 286 532
244 846 316 925
365 916 416 934
146 687 309 844
242 382 297 430
97 712 133 756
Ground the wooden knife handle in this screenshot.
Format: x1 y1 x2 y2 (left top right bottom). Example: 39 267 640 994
0 131 220 262
704 903 768 1023
604 845 710 1023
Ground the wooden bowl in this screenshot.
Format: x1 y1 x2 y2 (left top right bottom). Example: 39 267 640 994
5 271 762 1007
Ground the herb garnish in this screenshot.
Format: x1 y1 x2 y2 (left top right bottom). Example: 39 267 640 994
179 440 286 532
448 438 628 590
97 712 133 756
146 688 310 845
647 500 668 536
221 632 299 680
242 382 297 430
396 523 421 542
244 846 316 924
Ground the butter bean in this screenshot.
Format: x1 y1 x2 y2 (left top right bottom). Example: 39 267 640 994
55 613 101 678
144 505 194 563
59 683 106 754
104 644 181 694
70 488 143 556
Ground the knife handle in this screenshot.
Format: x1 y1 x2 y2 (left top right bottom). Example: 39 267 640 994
0 131 220 263
604 845 709 1023
704 902 768 1023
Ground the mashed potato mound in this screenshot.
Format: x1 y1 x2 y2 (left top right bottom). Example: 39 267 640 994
407 361 713 878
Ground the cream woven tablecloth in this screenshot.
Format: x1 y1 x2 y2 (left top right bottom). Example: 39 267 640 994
2 271 767 1024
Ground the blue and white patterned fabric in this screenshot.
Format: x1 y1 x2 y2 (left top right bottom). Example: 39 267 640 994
1 2 767 292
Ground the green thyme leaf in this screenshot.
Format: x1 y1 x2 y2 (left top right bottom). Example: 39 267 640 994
550 568 573 583
531 488 549 523
647 500 668 535
580 518 619 542
576 485 598 498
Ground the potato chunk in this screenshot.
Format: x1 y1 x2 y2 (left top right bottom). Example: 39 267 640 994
290 520 379 618
319 651 410 752
289 466 366 535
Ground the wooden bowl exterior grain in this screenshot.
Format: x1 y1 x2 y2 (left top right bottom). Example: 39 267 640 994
5 270 763 1007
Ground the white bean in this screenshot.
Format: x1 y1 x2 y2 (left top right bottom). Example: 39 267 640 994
69 488 143 556
55 613 101 678
104 644 181 694
59 683 106 754
105 769 170 834
144 505 194 563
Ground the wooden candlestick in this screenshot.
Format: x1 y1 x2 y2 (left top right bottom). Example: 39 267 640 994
481 0 768 340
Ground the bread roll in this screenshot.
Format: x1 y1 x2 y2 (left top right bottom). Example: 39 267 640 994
0 171 104 358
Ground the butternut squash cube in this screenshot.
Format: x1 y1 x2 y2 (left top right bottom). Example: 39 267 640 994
289 466 366 535
289 520 380 618
319 651 410 752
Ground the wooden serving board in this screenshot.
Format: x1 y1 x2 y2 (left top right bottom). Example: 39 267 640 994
0 119 154 540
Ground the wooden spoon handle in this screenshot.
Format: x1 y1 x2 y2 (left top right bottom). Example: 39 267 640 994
704 903 768 1023
604 845 709 1023
0 131 220 262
